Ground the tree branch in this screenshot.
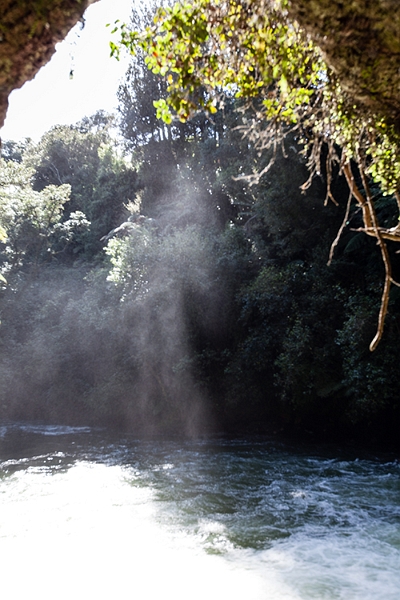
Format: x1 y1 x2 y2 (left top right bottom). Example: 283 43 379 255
343 160 393 351
328 189 352 266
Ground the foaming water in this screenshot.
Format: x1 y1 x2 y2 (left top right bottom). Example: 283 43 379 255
0 425 399 599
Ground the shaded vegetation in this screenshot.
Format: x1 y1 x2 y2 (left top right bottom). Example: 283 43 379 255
116 0 400 351
1 5 400 448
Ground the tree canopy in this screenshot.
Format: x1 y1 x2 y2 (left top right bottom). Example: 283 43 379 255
1 85 400 443
112 0 400 350
1 1 400 443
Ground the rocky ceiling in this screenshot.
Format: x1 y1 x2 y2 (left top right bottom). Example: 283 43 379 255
0 0 399 133
287 0 400 131
0 0 98 129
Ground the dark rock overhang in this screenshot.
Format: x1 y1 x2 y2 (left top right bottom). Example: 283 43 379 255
0 0 98 129
287 0 400 131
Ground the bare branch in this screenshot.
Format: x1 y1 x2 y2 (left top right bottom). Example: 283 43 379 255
370 267 392 352
353 226 400 243
342 162 373 230
395 190 400 213
342 160 394 351
358 158 392 351
328 189 352 266
324 142 339 206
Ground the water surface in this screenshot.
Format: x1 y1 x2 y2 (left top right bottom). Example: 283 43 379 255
1 424 399 599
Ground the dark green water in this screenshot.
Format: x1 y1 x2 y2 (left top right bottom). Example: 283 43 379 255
1 423 400 599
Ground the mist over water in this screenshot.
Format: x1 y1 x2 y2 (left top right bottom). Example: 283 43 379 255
0 167 232 436
0 228 220 435
1 424 400 600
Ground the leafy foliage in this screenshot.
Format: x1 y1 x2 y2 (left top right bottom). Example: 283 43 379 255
0 158 87 278
110 0 400 351
112 0 400 195
1 27 400 443
23 114 139 259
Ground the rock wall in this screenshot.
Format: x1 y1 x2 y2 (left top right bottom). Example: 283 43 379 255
287 0 400 130
0 0 98 129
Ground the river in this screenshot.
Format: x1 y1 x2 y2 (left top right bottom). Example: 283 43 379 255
0 423 399 599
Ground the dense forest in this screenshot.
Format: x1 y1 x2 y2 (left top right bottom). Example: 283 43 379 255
1 5 400 447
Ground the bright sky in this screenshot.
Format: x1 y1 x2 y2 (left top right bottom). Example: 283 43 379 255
0 0 135 142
